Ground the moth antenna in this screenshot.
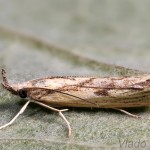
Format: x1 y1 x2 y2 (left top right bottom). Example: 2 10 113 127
24 87 99 107
55 90 99 107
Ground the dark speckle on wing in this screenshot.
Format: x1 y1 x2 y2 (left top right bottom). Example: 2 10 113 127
94 90 109 96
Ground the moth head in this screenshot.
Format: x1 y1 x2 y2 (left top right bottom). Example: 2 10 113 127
18 88 27 98
2 69 32 99
1 69 20 96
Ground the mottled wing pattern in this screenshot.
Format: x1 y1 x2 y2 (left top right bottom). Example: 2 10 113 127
25 75 150 108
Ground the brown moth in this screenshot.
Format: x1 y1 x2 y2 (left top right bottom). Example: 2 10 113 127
1 69 150 136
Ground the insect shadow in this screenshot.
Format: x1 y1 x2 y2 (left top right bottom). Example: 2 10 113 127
68 106 149 118
0 97 148 128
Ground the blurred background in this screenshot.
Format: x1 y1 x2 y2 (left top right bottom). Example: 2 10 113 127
0 0 150 74
0 0 150 149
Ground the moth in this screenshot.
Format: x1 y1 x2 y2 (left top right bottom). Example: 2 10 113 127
1 69 150 136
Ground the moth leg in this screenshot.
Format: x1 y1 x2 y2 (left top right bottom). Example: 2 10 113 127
30 100 71 137
113 108 141 118
0 100 30 130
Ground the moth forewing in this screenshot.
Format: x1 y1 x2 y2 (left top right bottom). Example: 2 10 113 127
1 69 150 136
25 75 150 108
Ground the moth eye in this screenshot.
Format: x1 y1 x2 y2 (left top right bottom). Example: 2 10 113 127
18 89 27 98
